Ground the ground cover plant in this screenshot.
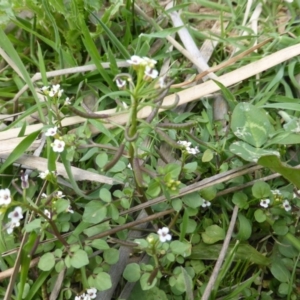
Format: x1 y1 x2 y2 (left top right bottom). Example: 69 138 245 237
1 0 300 299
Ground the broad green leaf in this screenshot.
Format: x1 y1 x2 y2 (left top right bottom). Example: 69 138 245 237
100 188 112 203
70 249 89 268
172 198 182 211
103 248 119 264
140 272 157 290
202 225 225 244
258 155 300 189
182 192 203 208
202 149 214 162
231 102 272 147
123 263 141 282
232 192 248 209
230 141 280 162
254 209 267 223
200 186 216 200
236 213 252 241
24 219 42 232
91 239 110 250
95 152 108 168
55 199 70 214
252 181 271 199
94 272 112 291
83 201 107 224
270 260 291 283
38 253 55 271
272 219 289 236
170 241 191 257
180 267 193 300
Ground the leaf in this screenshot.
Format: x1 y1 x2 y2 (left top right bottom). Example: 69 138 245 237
95 152 109 168
99 188 112 203
230 141 280 162
94 272 112 291
91 239 110 250
231 102 272 147
202 149 214 162
24 219 42 232
0 130 41 173
83 201 107 224
70 249 89 268
103 248 119 264
252 181 271 198
140 273 157 290
123 263 141 282
202 225 225 244
254 209 267 223
38 253 55 271
182 192 203 208
191 243 271 266
236 213 252 241
273 219 289 236
258 155 300 189
181 267 194 300
270 260 291 283
170 241 191 257
232 192 248 209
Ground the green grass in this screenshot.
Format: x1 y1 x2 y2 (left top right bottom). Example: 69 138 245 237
1 0 300 299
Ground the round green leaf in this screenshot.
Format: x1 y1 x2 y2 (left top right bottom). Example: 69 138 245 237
70 249 89 268
236 213 252 241
170 241 191 256
270 260 291 283
232 192 248 209
231 102 272 147
38 252 55 271
95 152 108 168
182 192 203 208
110 160 126 172
254 209 267 223
202 149 214 162
83 200 107 224
273 219 289 236
99 188 112 203
252 181 271 199
91 239 110 250
172 198 183 211
140 272 157 290
202 225 225 244
94 272 112 291
103 248 119 264
123 263 141 282
55 199 70 214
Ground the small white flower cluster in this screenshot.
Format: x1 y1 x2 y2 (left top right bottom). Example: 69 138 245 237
75 287 97 300
157 227 172 243
0 189 24 234
44 126 65 153
177 141 200 155
127 55 159 80
260 198 292 212
201 200 211 208
41 84 64 98
39 169 56 180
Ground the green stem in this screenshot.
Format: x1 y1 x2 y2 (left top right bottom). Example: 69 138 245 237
80 267 89 289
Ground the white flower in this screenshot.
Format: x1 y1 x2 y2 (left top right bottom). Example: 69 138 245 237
284 0 293 3
142 57 157 68
41 86 50 92
293 190 300 198
66 206 74 214
8 206 23 222
127 163 132 170
44 209 51 219
51 139 65 152
42 193 48 198
48 84 64 98
75 294 90 300
271 189 281 196
6 221 20 234
56 191 65 198
177 140 200 155
127 55 143 66
45 126 58 137
201 200 211 208
0 188 12 205
157 227 172 243
86 287 97 299
39 170 50 179
116 78 126 89
64 97 71 105
283 200 291 212
21 173 29 189
260 199 270 208
144 66 159 80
